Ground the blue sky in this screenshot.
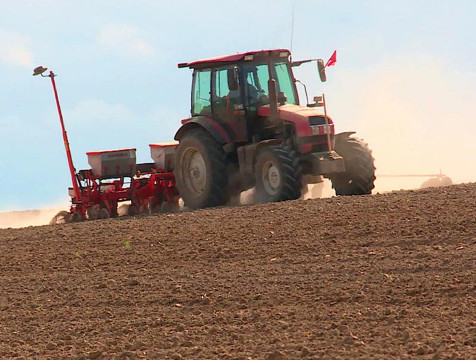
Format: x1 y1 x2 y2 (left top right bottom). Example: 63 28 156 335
0 0 475 211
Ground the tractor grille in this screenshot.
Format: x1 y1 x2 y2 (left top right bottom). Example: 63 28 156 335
308 116 327 126
310 134 334 153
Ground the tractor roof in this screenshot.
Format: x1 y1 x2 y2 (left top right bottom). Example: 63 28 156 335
178 49 291 69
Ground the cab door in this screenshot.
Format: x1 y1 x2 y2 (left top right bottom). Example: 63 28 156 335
191 69 212 116
212 68 248 142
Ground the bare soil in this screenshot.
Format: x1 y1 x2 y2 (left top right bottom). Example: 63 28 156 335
0 184 475 360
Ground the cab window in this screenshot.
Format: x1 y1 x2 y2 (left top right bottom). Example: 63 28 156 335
254 64 269 95
212 67 238 121
275 62 297 105
215 68 231 98
243 64 270 106
192 70 211 115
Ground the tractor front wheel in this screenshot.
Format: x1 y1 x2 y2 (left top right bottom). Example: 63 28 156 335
174 129 229 209
254 146 302 203
329 136 376 195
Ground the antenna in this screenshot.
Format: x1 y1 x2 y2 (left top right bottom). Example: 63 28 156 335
290 2 296 57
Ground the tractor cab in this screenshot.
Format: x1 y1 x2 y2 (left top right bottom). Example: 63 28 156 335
178 50 300 143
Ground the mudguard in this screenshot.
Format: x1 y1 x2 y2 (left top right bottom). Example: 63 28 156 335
335 131 356 142
174 116 231 145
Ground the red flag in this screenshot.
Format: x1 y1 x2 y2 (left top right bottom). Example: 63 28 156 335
325 50 337 67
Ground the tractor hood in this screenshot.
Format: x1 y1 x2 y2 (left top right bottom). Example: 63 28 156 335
258 104 334 146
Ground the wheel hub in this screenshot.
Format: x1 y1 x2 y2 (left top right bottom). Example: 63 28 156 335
262 161 281 195
183 148 206 195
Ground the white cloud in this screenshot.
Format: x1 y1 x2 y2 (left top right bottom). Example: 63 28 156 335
0 29 34 67
59 98 143 155
97 24 155 58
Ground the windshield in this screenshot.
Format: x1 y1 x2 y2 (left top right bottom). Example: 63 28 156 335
241 61 298 106
275 62 297 105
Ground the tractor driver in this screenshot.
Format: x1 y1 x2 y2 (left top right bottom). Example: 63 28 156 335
225 68 269 109
243 69 269 107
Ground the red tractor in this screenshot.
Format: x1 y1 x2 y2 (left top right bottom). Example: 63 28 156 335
174 49 375 209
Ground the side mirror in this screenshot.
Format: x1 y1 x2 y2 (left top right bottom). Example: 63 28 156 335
317 59 327 82
227 67 239 91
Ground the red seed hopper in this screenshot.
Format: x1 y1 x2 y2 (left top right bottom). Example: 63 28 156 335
33 67 180 224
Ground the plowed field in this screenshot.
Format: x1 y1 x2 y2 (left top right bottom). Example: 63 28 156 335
0 184 475 359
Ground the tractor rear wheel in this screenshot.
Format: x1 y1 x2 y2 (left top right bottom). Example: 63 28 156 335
254 146 302 203
329 136 375 195
174 129 229 209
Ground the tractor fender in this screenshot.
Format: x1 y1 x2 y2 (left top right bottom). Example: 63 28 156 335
237 139 283 189
335 131 356 143
174 116 231 145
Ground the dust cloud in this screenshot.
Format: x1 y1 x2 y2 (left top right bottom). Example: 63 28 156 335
329 54 475 192
0 204 69 229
